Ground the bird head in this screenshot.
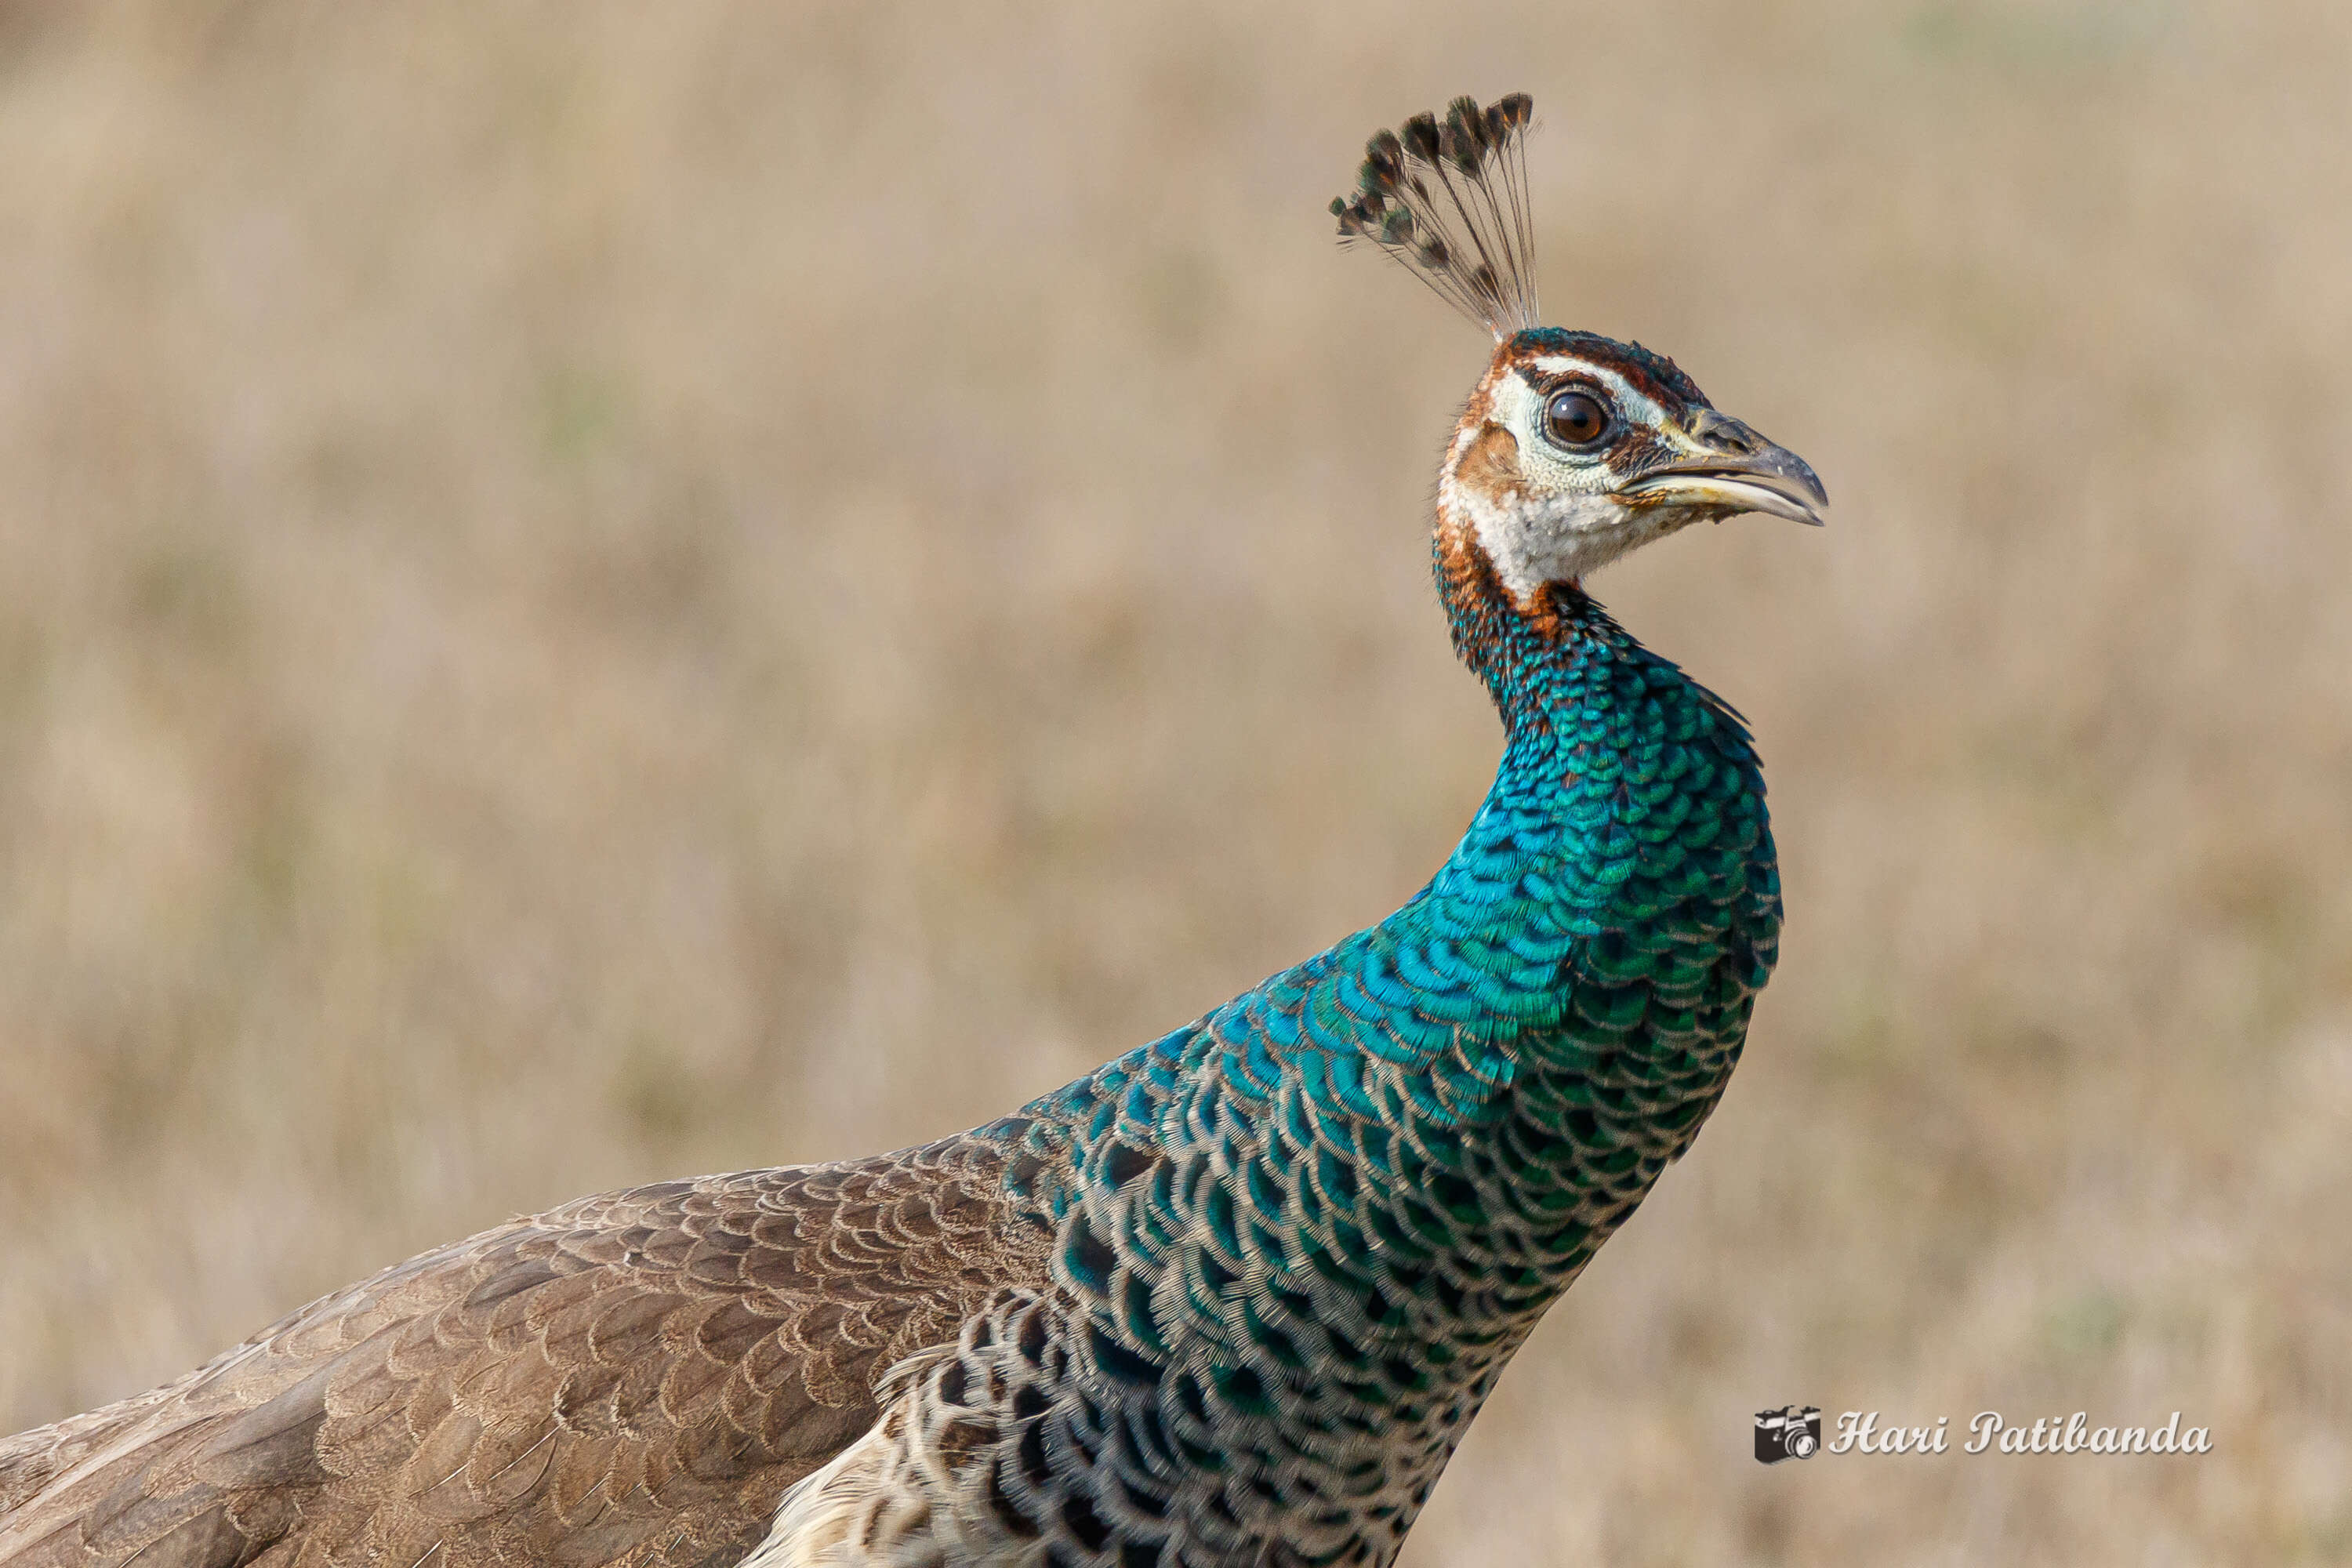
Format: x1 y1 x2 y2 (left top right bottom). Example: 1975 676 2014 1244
1335 95 1824 614
1436 329 1825 608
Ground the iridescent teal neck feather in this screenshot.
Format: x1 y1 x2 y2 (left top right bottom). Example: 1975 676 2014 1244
944 552 1782 1565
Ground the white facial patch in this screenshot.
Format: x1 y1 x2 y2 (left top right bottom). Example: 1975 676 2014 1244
1438 361 1704 604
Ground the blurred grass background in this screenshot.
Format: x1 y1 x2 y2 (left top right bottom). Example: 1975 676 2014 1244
1 1 2347 1561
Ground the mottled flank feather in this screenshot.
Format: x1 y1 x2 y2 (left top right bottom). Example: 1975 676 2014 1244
0 1144 1052 1568
1332 93 1539 339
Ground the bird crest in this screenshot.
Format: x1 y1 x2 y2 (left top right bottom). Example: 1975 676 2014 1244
1332 93 1541 339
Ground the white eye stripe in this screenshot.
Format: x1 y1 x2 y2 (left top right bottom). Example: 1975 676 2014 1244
1523 357 1671 432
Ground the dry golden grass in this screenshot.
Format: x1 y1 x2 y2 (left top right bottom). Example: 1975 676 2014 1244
2 2 2348 1561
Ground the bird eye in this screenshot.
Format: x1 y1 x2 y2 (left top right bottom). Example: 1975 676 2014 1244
1544 389 1610 448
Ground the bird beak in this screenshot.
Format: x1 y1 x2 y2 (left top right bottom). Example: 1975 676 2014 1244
1616 415 1829 528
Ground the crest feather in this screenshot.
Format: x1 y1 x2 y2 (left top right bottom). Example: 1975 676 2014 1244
1331 93 1539 339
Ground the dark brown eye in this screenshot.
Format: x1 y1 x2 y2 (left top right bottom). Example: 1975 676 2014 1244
1544 389 1610 448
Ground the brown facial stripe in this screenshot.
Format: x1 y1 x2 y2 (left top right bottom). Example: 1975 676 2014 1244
1454 423 1523 500
1607 424 1675 478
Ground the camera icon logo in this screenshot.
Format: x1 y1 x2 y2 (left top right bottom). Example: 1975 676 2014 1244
1755 1405 1822 1463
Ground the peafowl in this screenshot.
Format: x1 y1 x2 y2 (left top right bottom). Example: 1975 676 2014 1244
0 95 1824 1568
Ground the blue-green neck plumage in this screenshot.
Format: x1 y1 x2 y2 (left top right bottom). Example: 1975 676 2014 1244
979 537 1780 1557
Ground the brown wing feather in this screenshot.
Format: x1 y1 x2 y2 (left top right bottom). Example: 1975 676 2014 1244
0 1134 1051 1568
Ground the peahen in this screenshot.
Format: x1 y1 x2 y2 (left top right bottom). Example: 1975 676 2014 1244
0 95 1824 1568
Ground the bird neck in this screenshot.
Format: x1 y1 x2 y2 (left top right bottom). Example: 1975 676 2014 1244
997 546 1770 1265
1434 518 1609 737
978 556 1774 1544
1403 546 1758 1110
